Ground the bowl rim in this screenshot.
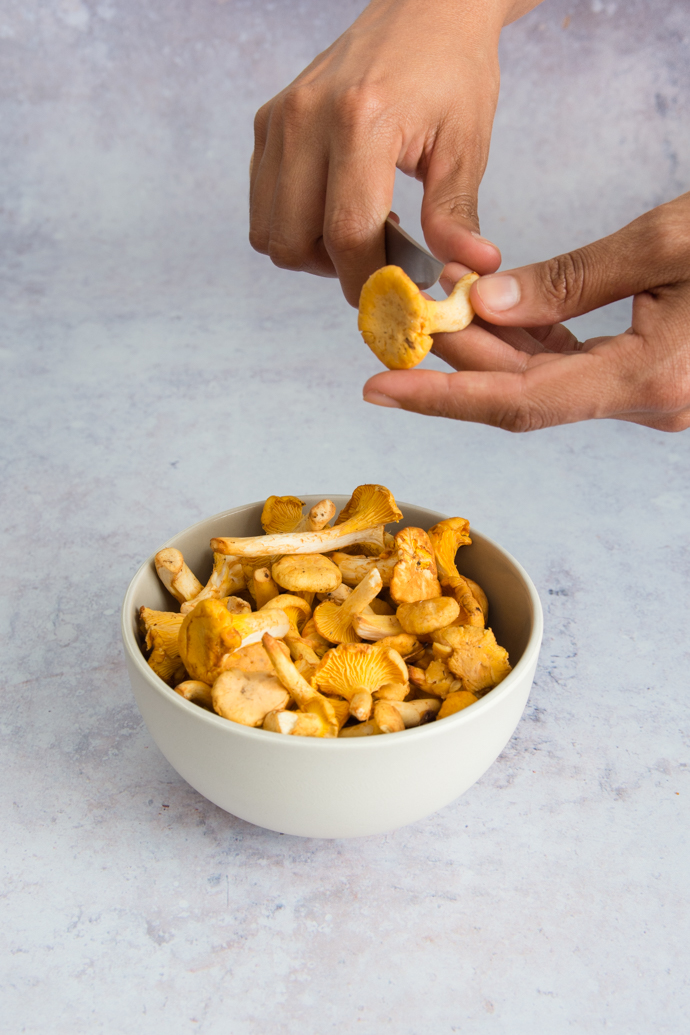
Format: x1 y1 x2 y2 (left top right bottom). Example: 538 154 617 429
122 498 543 752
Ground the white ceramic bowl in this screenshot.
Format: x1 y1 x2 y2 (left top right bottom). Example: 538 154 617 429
122 497 543 838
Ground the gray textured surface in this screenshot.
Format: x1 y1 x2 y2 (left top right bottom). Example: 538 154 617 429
1 2 689 1032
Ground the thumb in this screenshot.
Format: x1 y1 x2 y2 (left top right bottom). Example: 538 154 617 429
420 126 501 276
470 198 690 327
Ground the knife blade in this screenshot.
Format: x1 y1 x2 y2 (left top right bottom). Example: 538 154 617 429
384 216 444 290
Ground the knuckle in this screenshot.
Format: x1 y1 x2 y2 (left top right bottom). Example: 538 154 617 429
539 250 588 308
333 83 386 131
646 205 690 270
253 102 271 139
248 225 269 256
268 237 306 272
324 212 376 257
280 85 314 126
427 190 478 226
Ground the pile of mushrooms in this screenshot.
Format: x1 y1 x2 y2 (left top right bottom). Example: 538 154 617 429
139 484 512 738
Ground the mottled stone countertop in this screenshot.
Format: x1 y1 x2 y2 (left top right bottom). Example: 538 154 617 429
2 2 688 1032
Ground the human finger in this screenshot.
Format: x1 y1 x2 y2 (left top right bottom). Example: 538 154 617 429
470 193 690 327
363 336 636 429
322 124 399 306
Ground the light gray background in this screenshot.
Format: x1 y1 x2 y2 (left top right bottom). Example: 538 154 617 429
1 1 689 1032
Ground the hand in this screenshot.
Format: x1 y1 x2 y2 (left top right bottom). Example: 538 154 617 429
250 0 536 306
363 192 690 433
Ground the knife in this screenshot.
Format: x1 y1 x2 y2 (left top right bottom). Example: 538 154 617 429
384 216 444 290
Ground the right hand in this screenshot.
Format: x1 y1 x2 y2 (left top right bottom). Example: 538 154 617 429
249 0 525 306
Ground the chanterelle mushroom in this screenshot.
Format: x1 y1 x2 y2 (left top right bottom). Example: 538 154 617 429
211 484 402 558
262 633 338 736
154 548 203 603
431 626 511 694
271 554 342 594
180 552 245 614
396 597 460 636
178 599 290 684
313 568 383 644
389 527 441 604
212 670 290 727
358 265 479 370
315 642 408 721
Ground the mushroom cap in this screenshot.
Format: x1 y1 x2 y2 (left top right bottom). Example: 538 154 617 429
139 607 184 654
437 690 479 720
221 639 290 673
334 483 403 529
358 266 433 370
261 593 311 632
212 669 290 727
390 527 442 604
271 553 342 594
261 495 305 534
177 599 242 684
442 576 485 627
427 517 472 580
397 596 460 636
174 680 214 710
431 625 511 694
315 643 408 700
330 550 398 587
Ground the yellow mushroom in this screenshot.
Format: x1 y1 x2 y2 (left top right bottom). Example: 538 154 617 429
251 566 280 609
178 599 289 684
358 264 479 370
212 670 291 727
389 527 441 604
299 617 331 658
427 518 472 580
225 596 253 615
261 496 337 534
307 499 337 531
211 484 402 558
139 607 184 655
386 697 441 727
437 690 479 719
313 568 383 644
264 696 350 736
260 593 311 633
174 680 214 710
315 642 408 721
262 633 339 736
352 612 404 641
330 550 398 588
373 633 422 658
373 681 411 701
261 495 306 534
431 626 511 694
148 648 187 687
179 552 246 614
372 700 406 733
271 553 342 594
408 659 461 698
396 597 460 636
154 548 203 603
221 639 290 674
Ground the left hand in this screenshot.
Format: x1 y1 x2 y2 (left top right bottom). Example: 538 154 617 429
363 192 690 432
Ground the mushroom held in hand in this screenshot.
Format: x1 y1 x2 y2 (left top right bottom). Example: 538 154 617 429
358 265 479 370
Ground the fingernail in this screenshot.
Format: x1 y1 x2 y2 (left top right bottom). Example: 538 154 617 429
363 391 402 409
475 274 521 313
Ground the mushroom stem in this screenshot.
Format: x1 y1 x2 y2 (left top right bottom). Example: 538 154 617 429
253 566 280 609
308 499 337 531
154 548 203 603
211 524 387 558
